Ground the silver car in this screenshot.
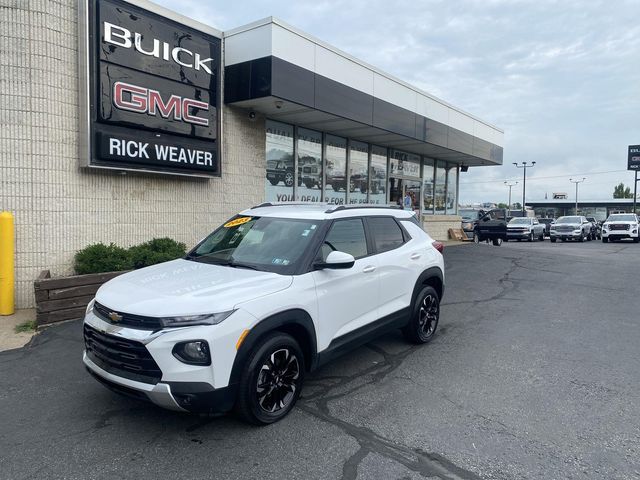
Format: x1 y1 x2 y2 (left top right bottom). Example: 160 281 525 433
506 217 545 242
549 216 591 243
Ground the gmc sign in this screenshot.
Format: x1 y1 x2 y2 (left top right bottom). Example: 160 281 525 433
79 0 222 176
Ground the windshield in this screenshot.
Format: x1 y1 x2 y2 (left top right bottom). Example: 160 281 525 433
556 216 581 224
186 216 322 273
607 214 636 222
509 218 530 225
458 209 479 221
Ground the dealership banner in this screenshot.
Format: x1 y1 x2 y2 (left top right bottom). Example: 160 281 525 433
629 145 640 171
80 0 222 176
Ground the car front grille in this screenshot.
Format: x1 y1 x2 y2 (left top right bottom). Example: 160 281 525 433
555 226 575 232
94 302 162 330
84 324 162 384
609 224 630 231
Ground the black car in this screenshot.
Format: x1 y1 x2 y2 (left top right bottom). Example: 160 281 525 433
537 218 555 237
585 217 601 240
266 160 295 187
472 208 508 245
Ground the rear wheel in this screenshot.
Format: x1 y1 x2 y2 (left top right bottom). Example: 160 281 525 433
235 333 305 425
268 178 279 186
539 232 544 241
284 172 294 187
403 286 439 344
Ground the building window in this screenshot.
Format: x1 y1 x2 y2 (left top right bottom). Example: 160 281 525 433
370 145 387 205
434 161 447 214
265 120 294 202
390 150 420 178
446 166 458 214
297 128 322 202
324 135 347 205
423 158 435 214
349 141 368 204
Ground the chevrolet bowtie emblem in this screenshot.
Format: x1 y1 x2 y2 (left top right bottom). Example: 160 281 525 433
109 311 123 323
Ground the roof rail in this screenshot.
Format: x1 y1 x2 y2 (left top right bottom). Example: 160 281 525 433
325 205 403 214
250 202 323 209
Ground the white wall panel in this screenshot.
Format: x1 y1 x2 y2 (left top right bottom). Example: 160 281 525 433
314 45 374 95
224 24 273 66
373 73 417 112
448 109 475 137
416 96 449 125
272 24 316 72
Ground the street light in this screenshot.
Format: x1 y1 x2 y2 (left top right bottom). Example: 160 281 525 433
570 177 586 215
513 162 536 215
504 181 518 215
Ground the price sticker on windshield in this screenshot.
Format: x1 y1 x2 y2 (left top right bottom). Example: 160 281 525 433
224 217 252 228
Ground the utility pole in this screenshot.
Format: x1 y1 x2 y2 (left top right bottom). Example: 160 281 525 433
504 181 518 216
634 171 638 214
513 162 536 215
570 177 586 215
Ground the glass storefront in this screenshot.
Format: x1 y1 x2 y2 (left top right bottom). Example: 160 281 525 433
324 135 348 205
434 161 447 214
263 119 460 216
265 120 294 202
349 141 369 205
370 145 387 205
296 128 322 202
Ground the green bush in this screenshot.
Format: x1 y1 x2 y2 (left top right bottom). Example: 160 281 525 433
128 237 187 269
74 238 187 275
74 243 131 275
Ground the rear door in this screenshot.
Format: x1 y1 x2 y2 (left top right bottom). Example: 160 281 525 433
311 218 379 351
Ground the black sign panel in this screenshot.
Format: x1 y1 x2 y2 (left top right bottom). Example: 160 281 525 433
84 0 222 176
629 145 640 171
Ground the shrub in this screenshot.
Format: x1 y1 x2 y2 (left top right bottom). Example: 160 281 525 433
74 243 132 275
128 237 187 269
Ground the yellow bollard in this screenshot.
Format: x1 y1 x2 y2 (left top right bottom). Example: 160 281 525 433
0 211 15 315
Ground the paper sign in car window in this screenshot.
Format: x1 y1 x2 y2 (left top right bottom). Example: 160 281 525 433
224 217 252 228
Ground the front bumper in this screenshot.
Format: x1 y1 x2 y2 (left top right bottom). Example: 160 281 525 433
602 230 638 239
83 307 255 413
550 231 582 240
507 231 530 239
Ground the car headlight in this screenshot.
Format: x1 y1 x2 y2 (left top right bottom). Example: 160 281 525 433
85 298 95 315
159 310 236 328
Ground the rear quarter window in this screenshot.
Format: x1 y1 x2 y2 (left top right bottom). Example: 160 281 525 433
368 217 405 253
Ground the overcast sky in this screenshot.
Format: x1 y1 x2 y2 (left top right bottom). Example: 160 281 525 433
156 0 640 204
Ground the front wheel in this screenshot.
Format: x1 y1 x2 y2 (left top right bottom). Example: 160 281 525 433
492 238 503 246
403 286 439 344
634 237 640 244
602 237 608 243
528 232 534 242
550 237 557 243
578 233 585 243
235 333 305 425
539 233 545 241
473 232 480 244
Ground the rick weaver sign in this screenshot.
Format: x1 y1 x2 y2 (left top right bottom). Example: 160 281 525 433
80 0 222 176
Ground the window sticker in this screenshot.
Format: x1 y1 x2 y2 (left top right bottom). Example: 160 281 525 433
301 230 310 237
224 217 252 228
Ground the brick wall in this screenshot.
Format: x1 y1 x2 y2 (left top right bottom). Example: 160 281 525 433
422 215 463 241
0 1 266 308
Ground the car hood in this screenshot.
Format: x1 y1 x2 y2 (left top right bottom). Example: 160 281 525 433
95 259 293 317
604 221 637 225
551 222 580 227
507 224 530 228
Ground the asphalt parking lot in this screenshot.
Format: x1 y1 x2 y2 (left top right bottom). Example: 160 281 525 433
2 240 640 480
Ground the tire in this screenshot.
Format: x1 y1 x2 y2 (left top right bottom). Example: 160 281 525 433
561 238 566 242
473 232 480 244
550 237 557 243
539 233 544 241
403 286 440 344
268 178 279 186
602 237 608 243
634 237 639 243
493 238 503 246
235 332 305 425
586 233 592 241
528 232 534 242
284 172 294 187
578 233 585 243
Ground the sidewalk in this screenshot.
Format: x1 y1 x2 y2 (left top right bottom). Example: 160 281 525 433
0 309 37 352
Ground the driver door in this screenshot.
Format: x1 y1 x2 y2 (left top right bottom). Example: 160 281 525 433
311 218 380 352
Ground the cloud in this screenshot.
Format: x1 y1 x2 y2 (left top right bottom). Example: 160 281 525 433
154 0 640 203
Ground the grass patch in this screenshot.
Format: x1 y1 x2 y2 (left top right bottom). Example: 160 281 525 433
14 320 37 334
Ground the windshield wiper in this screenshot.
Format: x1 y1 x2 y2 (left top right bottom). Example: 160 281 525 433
223 260 261 270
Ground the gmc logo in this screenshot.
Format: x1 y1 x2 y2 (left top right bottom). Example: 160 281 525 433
113 81 209 126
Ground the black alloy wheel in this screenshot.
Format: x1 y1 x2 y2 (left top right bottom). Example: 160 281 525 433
403 286 440 344
236 333 305 425
284 172 294 187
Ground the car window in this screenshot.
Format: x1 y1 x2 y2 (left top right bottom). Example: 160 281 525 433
368 217 405 253
319 219 368 261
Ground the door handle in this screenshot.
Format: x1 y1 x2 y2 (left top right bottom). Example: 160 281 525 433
362 265 376 273
410 253 422 260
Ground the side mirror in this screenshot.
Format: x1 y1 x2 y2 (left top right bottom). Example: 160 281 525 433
314 251 355 270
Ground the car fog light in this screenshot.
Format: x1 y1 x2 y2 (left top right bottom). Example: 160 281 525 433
172 340 211 366
85 298 95 315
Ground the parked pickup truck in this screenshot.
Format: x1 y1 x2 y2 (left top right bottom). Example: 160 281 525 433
506 217 545 242
471 208 508 245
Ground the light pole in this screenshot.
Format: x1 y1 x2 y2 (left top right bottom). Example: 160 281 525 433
504 181 518 215
513 162 536 215
570 177 586 215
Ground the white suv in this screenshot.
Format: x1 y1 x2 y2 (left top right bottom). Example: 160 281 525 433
83 204 445 424
601 213 640 243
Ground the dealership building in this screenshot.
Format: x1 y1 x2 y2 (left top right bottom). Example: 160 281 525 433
0 0 504 309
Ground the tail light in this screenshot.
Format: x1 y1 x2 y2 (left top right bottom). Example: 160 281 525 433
432 241 444 254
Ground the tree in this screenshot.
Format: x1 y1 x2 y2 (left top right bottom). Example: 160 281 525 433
613 183 634 199
497 203 508 209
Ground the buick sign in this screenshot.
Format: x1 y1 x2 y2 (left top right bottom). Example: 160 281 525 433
79 0 222 176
